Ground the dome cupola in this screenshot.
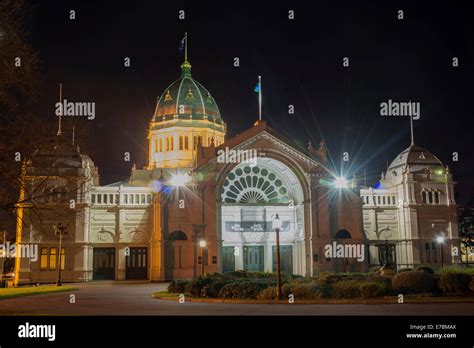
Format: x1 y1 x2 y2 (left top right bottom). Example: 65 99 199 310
147 36 226 169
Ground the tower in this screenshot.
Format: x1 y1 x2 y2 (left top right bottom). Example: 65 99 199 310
148 54 226 169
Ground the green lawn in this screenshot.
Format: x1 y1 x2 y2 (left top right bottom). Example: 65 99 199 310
0 286 77 300
153 291 474 304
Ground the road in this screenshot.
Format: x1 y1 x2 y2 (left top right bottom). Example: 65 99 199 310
0 281 473 315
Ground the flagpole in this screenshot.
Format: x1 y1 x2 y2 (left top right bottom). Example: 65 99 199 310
185 32 188 61
409 114 414 146
258 75 262 121
57 83 63 136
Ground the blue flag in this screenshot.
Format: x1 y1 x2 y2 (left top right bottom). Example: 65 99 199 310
254 82 260 93
179 37 185 53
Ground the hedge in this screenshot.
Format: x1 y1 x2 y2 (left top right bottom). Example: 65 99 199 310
437 272 471 294
392 271 435 294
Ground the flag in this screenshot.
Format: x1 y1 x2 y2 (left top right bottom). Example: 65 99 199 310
254 81 260 93
179 36 185 53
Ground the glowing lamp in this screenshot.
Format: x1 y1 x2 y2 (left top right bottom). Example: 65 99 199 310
170 172 190 187
334 176 349 189
273 214 282 230
199 240 206 248
436 236 445 244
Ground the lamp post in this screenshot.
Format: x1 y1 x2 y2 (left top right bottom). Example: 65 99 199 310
199 239 206 276
437 236 445 269
273 214 283 300
53 223 68 286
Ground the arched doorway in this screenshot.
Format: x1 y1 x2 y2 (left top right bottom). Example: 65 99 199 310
218 157 307 275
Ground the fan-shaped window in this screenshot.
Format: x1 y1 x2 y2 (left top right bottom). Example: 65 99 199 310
335 229 351 239
221 165 290 204
169 230 187 241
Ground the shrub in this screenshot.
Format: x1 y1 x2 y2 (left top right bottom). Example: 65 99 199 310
359 281 389 298
313 272 343 286
283 282 320 299
201 281 228 298
469 278 474 292
333 280 361 298
416 266 435 274
368 265 382 274
226 270 250 278
257 287 277 300
397 268 413 273
392 271 435 294
183 277 214 297
218 279 275 299
167 279 190 293
438 272 471 294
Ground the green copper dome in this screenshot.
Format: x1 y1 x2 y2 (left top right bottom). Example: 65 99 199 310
153 60 223 125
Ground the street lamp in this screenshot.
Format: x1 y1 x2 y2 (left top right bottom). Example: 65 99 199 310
333 176 349 189
53 223 68 286
436 236 445 268
199 239 206 276
273 214 283 300
170 172 190 187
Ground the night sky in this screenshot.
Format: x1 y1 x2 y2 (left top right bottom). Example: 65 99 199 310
29 0 474 204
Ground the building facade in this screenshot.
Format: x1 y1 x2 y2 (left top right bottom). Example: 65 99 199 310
14 57 461 284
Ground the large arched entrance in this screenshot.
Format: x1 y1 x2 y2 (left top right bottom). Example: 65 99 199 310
218 157 307 275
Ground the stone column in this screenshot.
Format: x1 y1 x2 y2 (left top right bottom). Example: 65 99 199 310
150 192 165 281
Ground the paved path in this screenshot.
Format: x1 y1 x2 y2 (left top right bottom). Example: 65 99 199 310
1 281 473 315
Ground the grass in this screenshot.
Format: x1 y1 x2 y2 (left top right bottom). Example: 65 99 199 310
0 285 77 300
153 291 474 304
152 291 181 299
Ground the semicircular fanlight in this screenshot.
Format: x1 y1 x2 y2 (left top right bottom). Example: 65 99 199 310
221 165 290 204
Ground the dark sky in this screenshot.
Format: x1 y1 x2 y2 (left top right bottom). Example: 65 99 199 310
29 0 474 204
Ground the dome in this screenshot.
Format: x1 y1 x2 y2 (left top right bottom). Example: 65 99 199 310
152 60 223 125
386 144 444 178
31 136 83 169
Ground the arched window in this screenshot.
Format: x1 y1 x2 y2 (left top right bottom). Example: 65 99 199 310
179 136 184 150
198 136 203 146
335 229 352 239
184 136 189 150
428 191 433 204
434 191 440 204
166 137 169 151
43 188 51 203
422 191 427 203
51 187 59 202
154 139 158 152
169 230 188 241
60 187 68 202
159 138 163 152
193 136 198 150
170 136 174 150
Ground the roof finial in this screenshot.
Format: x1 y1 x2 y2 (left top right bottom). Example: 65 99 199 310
180 32 192 77
57 83 63 136
409 114 414 146
185 32 188 62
